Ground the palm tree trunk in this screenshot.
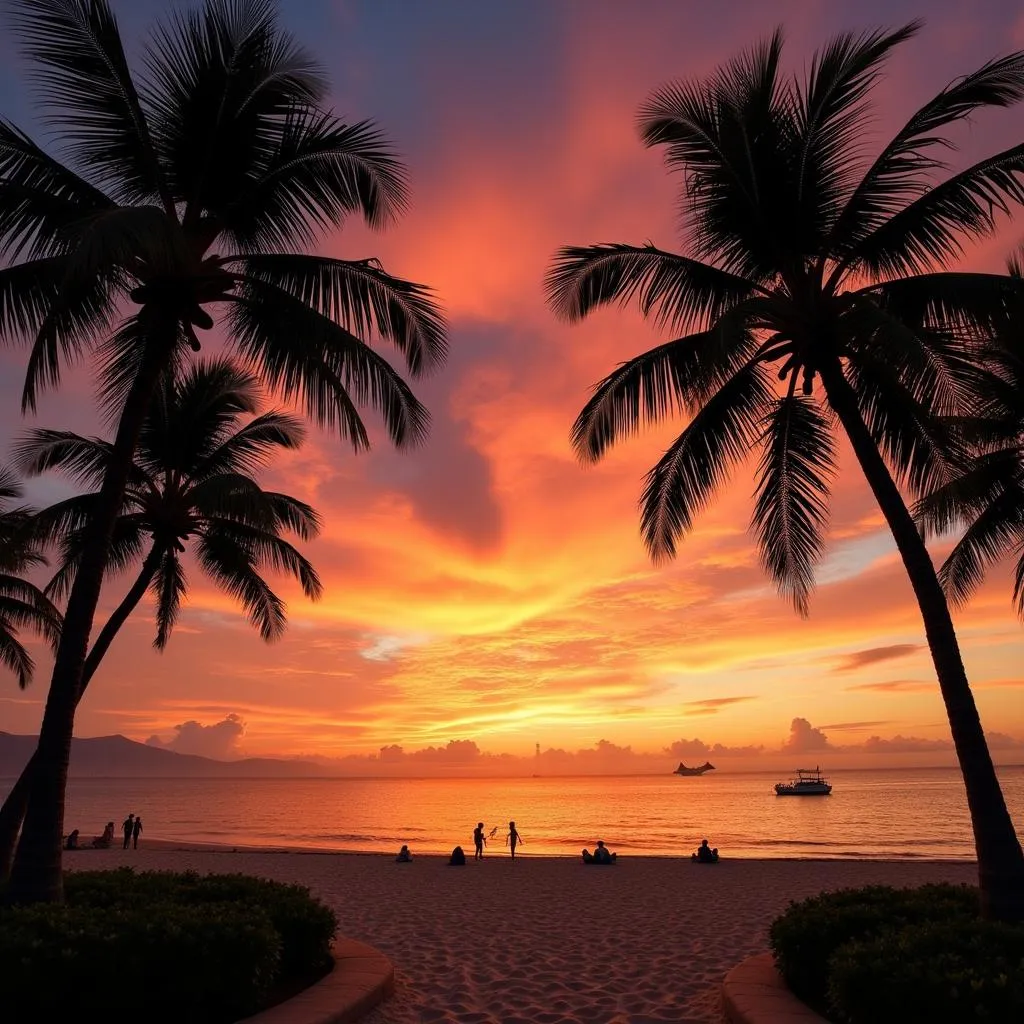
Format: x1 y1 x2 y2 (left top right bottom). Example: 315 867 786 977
0 548 163 883
0 764 33 883
7 329 174 905
821 360 1024 922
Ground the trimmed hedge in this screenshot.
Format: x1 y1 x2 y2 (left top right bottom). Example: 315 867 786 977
769 883 977 1008
770 883 1024 1023
829 918 1024 1023
0 869 337 1024
64 868 337 973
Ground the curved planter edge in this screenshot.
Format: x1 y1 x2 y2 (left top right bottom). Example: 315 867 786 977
722 952 831 1023
241 937 395 1024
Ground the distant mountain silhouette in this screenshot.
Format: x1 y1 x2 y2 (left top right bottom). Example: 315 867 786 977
0 732 326 778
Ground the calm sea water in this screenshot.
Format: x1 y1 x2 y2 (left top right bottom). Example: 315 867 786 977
19 765 1021 860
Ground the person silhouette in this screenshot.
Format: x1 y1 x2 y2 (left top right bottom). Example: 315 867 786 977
506 820 523 859
122 814 134 850
692 838 719 863
132 816 143 849
473 822 486 860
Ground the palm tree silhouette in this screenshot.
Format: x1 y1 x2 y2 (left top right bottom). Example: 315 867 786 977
0 357 322 880
0 469 62 689
917 250 1024 619
0 0 445 901
547 25 1024 918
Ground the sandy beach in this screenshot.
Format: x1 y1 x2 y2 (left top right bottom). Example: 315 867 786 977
66 845 975 1023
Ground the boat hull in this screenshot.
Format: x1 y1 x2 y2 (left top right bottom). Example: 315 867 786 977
774 785 832 796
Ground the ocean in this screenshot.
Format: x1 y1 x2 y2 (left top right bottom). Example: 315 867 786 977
33 764 1024 859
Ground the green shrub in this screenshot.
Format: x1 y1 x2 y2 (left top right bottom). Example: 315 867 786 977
162 871 337 973
64 868 337 972
1 870 338 1024
769 883 978 1010
827 918 1024 1023
0 900 280 1022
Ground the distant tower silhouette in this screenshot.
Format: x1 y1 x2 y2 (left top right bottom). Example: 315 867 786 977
535 743 540 758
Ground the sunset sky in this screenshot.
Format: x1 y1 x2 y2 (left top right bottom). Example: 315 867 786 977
1 0 1023 772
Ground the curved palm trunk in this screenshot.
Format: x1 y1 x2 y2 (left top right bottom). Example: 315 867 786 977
821 361 1024 921
8 328 174 905
0 547 163 882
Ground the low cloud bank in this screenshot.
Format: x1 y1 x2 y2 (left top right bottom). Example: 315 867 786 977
147 714 245 759
144 714 1024 773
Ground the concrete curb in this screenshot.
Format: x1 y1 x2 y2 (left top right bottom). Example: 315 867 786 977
722 953 830 1023
241 937 395 1024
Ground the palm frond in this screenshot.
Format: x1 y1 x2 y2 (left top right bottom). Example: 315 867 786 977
228 277 429 450
545 243 760 330
830 50 1024 256
195 530 286 641
638 30 800 277
0 257 63 341
751 394 835 614
0 119 114 259
1013 545 1024 619
0 572 63 651
202 520 322 600
639 360 775 560
190 477 321 540
151 547 186 650
237 253 447 375
13 429 117 488
844 348 962 497
256 491 321 540
219 112 408 251
0 466 28 509
60 205 186 280
137 357 262 476
938 487 1023 608
92 313 189 424
189 412 305 480
856 272 1024 339
0 626 34 690
29 492 100 547
842 294 984 420
143 0 326 221
571 310 759 462
846 143 1024 277
915 448 1021 537
46 513 147 600
793 23 921 239
9 0 168 205
19 267 123 413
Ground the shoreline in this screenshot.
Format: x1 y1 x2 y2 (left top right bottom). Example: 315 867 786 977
70 834 977 864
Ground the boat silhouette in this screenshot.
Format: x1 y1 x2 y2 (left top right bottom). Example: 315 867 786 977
673 761 715 776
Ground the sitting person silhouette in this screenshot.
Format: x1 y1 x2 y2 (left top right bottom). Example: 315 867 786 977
395 844 412 862
692 838 719 863
449 845 467 866
92 822 115 848
582 839 617 864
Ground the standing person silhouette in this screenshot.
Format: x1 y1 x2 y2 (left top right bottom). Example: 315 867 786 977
473 822 487 860
506 820 523 859
122 814 134 850
132 816 143 849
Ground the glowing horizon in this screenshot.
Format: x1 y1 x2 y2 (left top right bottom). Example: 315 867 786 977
1 0 1023 769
